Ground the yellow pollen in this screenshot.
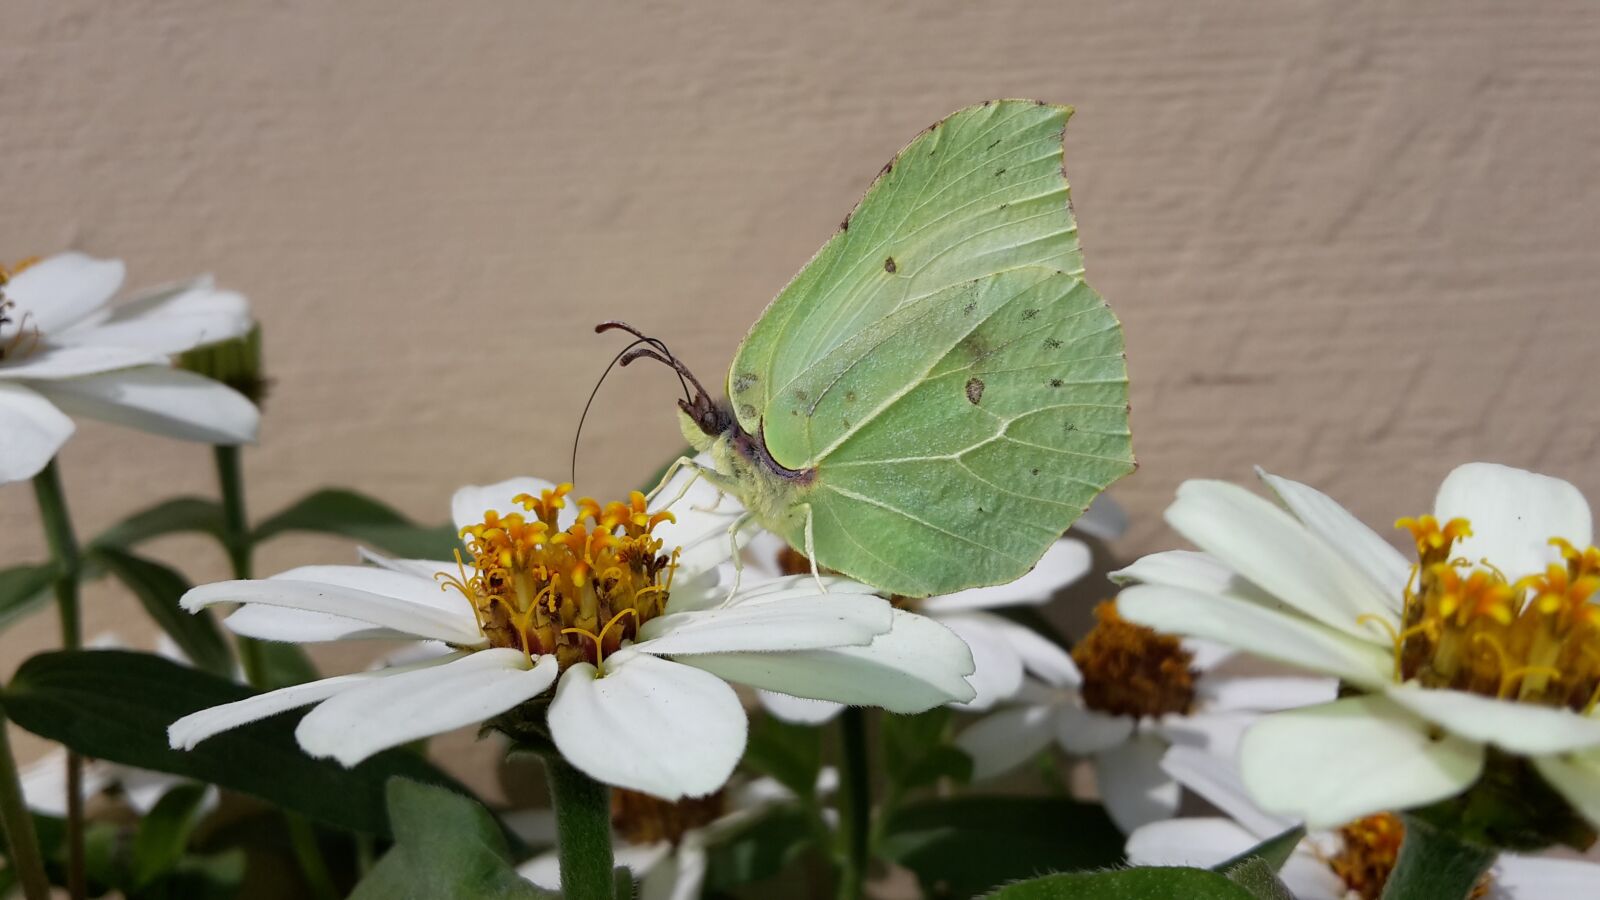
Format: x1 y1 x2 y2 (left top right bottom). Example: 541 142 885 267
1383 514 1600 710
1072 600 1196 718
437 485 676 670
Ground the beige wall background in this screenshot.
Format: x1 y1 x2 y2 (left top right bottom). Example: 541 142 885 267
4 0 1599 783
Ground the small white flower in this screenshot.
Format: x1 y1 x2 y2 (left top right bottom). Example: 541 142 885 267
0 252 260 483
954 600 1335 833
512 771 835 900
1127 746 1600 900
1115 463 1600 830
756 493 1126 723
169 473 975 800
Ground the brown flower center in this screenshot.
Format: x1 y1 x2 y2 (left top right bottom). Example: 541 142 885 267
440 485 677 669
611 788 725 846
1327 814 1490 900
1383 515 1600 710
1072 600 1196 718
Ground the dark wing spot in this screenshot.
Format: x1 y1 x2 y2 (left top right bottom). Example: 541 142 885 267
738 403 757 420
840 216 849 231
1045 338 1063 350
986 138 1002 151
1064 422 1078 432
994 168 1006 176
965 377 985 405
963 300 977 315
884 257 897 274
998 203 1008 210
1030 468 1040 476
732 372 758 393
880 160 894 176
845 390 857 402
1049 378 1064 388
1022 308 1040 320
793 388 809 402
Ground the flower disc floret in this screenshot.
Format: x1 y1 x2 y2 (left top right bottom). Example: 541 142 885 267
442 485 679 669
1072 600 1197 718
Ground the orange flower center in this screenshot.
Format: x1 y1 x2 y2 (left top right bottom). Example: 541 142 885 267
1375 515 1600 710
610 788 725 846
439 485 677 669
1072 600 1196 718
0 256 42 361
1327 814 1490 900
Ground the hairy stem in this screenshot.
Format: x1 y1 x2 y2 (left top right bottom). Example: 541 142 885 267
544 756 617 900
31 459 84 900
836 707 872 900
1380 814 1497 900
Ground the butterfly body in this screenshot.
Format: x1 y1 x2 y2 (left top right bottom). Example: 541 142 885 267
673 101 1134 597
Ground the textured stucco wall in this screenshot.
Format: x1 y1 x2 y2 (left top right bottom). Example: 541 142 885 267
4 1 1599 784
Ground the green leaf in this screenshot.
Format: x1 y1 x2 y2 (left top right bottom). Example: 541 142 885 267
254 640 321 689
89 547 234 679
882 709 971 793
132 784 212 887
349 779 552 900
0 562 57 631
254 488 458 559
702 806 818 893
0 650 473 837
90 497 226 551
881 796 1125 899
1215 825 1304 876
1217 858 1296 900
984 867 1259 899
744 715 823 800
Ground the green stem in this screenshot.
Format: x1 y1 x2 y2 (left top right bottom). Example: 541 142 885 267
0 707 51 900
213 446 267 684
1380 814 1497 900
544 756 616 900
285 813 340 900
835 707 872 900
31 459 85 900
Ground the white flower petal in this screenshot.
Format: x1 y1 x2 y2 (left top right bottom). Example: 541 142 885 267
981 615 1081 688
517 841 675 892
1156 711 1260 762
0 381 73 483
1096 733 1180 833
673 608 976 713
636 591 892 655
1073 492 1128 541
1532 750 1600 829
1240 696 1486 829
4 253 124 333
504 808 557 846
183 577 483 646
516 850 562 891
548 651 746 800
269 564 471 617
168 654 464 750
1055 703 1135 755
955 704 1058 780
1384 684 1600 755
1493 853 1600 899
1111 550 1238 593
1199 676 1340 713
451 477 568 535
1257 467 1412 600
356 547 452 581
296 650 557 766
32 367 259 444
1158 745 1295 839
1435 462 1593 580
939 614 1025 710
740 530 789 580
653 472 750 581
641 841 706 900
0 343 171 379
1118 585 1393 688
55 278 251 355
1125 817 1257 867
1165 479 1397 638
757 690 845 725
922 539 1091 613
223 604 403 642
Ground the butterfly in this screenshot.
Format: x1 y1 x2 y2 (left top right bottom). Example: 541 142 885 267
607 100 1134 597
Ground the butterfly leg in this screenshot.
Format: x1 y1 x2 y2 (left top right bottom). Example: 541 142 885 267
800 503 828 594
717 511 756 606
644 456 699 505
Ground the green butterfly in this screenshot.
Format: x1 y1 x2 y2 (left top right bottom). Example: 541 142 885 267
609 100 1134 597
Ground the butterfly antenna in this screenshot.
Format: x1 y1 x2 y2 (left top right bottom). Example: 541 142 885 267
595 321 692 401
595 320 730 439
572 336 688 485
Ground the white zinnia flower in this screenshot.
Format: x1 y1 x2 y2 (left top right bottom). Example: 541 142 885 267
1127 746 1600 900
955 600 1335 833
169 475 975 800
757 493 1127 724
513 771 835 900
1115 462 1600 830
0 252 260 483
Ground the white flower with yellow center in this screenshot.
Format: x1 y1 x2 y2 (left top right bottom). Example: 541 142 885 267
955 599 1335 833
0 252 259 483
1127 747 1600 899
169 477 975 800
1114 462 1600 832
